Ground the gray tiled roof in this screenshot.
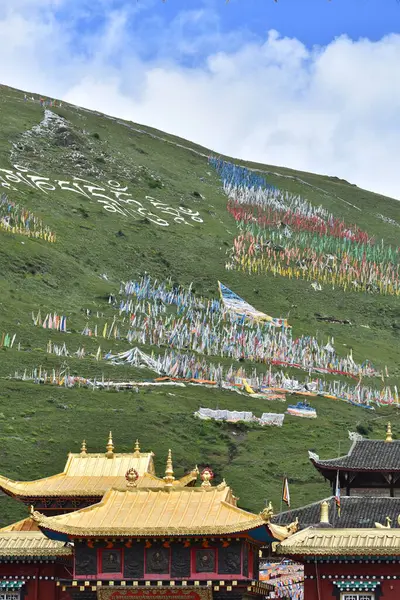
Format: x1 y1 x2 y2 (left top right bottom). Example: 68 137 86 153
273 496 400 529
311 440 400 471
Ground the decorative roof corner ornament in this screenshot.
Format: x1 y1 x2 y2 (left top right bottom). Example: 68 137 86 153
216 478 227 491
80 439 88 457
375 516 392 529
163 449 175 489
267 518 299 541
308 451 319 462
386 422 393 443
260 501 274 523
125 468 139 488
200 467 214 488
29 506 43 524
189 466 199 480
106 431 114 458
133 439 141 457
348 431 363 441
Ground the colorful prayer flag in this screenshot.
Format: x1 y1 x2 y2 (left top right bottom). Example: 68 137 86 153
282 477 290 507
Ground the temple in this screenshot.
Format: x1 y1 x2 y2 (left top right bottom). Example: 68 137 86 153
309 423 400 497
0 434 294 600
272 423 400 599
0 436 198 514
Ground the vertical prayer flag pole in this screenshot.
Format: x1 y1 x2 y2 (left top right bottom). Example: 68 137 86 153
335 470 341 518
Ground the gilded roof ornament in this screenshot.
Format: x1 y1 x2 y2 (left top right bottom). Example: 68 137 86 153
260 501 274 523
106 431 114 458
268 518 299 541
80 440 87 457
163 449 175 489
320 500 330 525
201 467 214 488
375 516 392 529
125 468 139 488
386 422 393 443
134 439 141 456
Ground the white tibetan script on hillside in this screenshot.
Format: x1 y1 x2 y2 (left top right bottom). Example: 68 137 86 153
0 164 203 227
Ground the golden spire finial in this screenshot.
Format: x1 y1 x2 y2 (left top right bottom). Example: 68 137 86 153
80 439 87 456
163 449 175 489
386 422 393 443
134 439 141 456
106 431 114 458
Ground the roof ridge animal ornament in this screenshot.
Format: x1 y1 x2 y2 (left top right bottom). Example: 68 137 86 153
374 516 392 529
260 501 274 522
267 518 299 541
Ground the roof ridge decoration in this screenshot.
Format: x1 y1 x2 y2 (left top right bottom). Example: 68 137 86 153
348 431 364 441
163 449 175 490
125 468 139 488
105 431 114 458
80 439 87 457
200 467 214 488
260 501 274 523
267 519 299 541
375 516 392 528
216 478 227 491
386 422 393 443
133 439 140 457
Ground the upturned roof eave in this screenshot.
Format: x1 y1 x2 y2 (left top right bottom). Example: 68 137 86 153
38 520 267 539
311 460 400 474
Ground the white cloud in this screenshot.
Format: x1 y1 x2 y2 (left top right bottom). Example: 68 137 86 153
1 2 400 200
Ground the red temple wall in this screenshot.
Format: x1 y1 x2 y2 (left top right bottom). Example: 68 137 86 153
304 560 400 599
0 562 72 600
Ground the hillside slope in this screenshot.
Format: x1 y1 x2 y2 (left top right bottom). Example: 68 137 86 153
0 83 399 526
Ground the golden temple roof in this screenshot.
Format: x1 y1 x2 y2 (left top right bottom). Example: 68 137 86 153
33 485 266 537
0 517 40 532
0 448 198 497
275 527 400 556
0 518 72 556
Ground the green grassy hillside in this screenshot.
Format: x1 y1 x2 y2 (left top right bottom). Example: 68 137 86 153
0 83 399 526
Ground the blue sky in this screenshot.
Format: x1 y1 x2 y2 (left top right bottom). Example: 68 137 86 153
50 0 400 66
159 0 399 48
1 0 400 199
